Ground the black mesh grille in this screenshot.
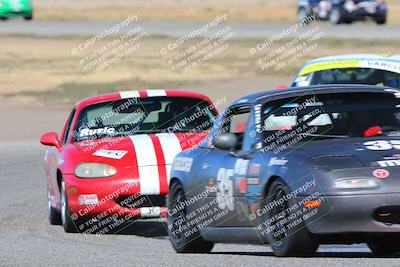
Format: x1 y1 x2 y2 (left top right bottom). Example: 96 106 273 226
116 195 166 209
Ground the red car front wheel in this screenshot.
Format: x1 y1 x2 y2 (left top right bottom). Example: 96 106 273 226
61 181 78 233
47 188 61 225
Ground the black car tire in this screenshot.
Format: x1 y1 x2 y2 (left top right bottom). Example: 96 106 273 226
330 9 343 24
24 15 33 21
0 16 8 21
368 239 400 255
376 17 387 25
61 180 79 233
47 188 61 225
263 179 318 257
167 182 214 253
343 19 353 24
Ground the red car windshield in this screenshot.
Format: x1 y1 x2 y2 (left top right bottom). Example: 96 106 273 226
73 97 217 142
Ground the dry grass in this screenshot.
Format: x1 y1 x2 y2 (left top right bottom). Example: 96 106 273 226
32 0 400 24
35 4 295 23
34 0 294 22
1 34 398 105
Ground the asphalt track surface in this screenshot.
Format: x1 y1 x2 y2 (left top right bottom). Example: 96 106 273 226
1 140 400 266
0 20 399 40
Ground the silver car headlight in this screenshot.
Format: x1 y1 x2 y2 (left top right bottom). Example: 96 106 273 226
75 163 117 178
334 178 378 189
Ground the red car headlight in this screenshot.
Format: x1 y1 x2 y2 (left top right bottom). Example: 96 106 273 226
75 163 117 178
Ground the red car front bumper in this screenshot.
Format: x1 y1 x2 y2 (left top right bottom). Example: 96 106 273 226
63 174 168 224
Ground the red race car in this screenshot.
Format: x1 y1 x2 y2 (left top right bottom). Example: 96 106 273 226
40 90 218 233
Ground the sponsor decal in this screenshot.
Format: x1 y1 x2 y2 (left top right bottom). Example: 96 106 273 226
234 159 249 175
93 149 128 160
78 194 99 206
79 127 115 137
216 168 235 211
373 169 390 179
235 178 247 193
247 177 260 185
377 159 400 167
248 163 261 175
361 60 400 74
268 157 288 166
173 157 193 172
239 178 247 193
254 104 262 133
140 207 161 217
364 140 400 150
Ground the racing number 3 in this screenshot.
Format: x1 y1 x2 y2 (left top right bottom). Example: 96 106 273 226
364 140 400 150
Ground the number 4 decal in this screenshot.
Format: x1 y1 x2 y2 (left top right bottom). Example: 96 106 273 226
364 140 400 150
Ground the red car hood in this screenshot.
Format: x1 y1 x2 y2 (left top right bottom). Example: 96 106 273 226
74 132 206 167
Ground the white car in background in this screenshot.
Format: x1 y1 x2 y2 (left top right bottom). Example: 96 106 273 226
292 54 400 89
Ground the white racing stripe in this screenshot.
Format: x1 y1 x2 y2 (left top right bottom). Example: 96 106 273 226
146 89 166 97
156 133 182 183
140 207 161 218
120 91 140 99
156 133 182 164
129 135 160 194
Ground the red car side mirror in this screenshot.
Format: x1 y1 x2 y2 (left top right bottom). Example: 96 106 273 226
40 132 62 150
